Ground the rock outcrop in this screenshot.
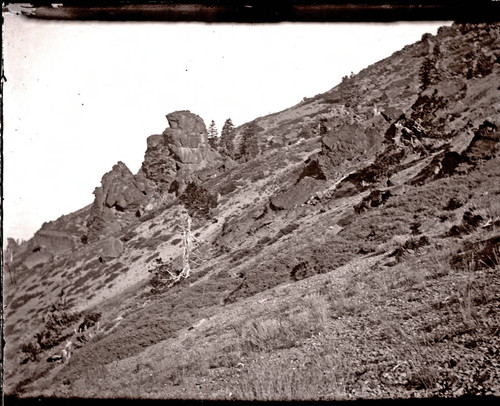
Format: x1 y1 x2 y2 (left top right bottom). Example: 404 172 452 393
100 237 124 260
300 122 384 183
270 178 324 211
94 161 152 213
85 111 226 241
86 161 153 242
32 230 76 254
141 110 224 194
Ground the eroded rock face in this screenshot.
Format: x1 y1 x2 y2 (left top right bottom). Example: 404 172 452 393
94 161 151 213
141 110 223 192
86 162 153 242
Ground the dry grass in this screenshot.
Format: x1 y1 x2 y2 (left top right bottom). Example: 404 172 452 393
234 344 353 401
239 293 329 354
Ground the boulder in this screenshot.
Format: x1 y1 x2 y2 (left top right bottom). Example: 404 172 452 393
270 178 323 211
23 250 53 270
380 106 404 123
100 237 124 260
463 121 499 163
32 230 75 254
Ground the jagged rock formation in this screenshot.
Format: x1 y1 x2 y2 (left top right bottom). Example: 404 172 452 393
94 161 152 213
274 23 500 207
86 111 227 241
86 161 151 242
141 110 225 194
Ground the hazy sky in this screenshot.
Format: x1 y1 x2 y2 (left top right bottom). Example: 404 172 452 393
2 13 449 243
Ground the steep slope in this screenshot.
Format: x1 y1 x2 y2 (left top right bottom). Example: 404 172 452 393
3 22 500 400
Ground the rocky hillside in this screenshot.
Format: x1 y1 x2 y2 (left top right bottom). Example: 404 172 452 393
3 22 500 401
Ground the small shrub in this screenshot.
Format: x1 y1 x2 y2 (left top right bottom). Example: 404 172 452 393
257 236 273 246
240 318 294 353
145 252 160 263
139 212 156 223
231 247 255 263
391 235 431 262
104 272 120 285
300 293 329 327
120 230 137 242
33 296 81 350
290 261 316 281
407 366 440 390
148 259 180 294
251 171 266 182
475 52 494 77
10 293 38 311
329 294 366 318
79 312 102 331
20 342 40 362
179 182 218 219
279 223 300 236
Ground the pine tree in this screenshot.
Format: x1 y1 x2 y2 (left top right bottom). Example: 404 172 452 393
220 118 235 158
240 122 261 162
419 44 442 92
207 120 218 149
419 56 440 91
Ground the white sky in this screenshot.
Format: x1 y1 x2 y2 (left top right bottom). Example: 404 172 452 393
2 13 450 243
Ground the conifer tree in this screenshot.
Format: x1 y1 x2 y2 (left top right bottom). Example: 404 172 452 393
419 56 439 91
220 118 235 158
419 44 441 92
240 122 261 162
207 120 218 149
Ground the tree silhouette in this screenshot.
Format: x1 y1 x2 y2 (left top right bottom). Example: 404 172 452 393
419 56 440 91
220 118 236 158
207 120 218 149
240 122 261 161
419 44 442 91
